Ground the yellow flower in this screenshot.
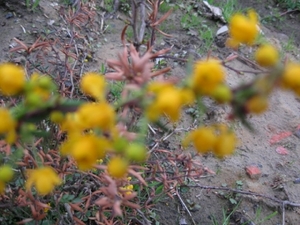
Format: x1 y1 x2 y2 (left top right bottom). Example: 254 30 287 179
191 59 225 95
183 127 217 154
0 181 5 194
80 72 106 101
254 44 279 67
121 184 134 195
26 167 61 195
60 134 108 170
0 165 14 182
125 143 147 162
0 108 17 144
0 63 25 95
281 63 300 95
107 156 128 179
227 10 258 48
77 102 115 131
96 159 103 164
214 132 237 158
146 84 194 122
50 111 65 124
211 84 232 103
183 124 237 158
44 203 51 213
60 112 84 134
246 95 268 114
24 73 56 108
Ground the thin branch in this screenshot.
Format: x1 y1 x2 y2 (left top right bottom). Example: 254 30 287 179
188 184 300 207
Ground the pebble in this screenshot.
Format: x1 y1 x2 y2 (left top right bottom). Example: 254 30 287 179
293 178 300 184
245 165 262 180
294 129 300 139
5 12 14 19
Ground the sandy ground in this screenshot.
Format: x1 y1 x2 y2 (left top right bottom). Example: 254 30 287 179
0 0 300 224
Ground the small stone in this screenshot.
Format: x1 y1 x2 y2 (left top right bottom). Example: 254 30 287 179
294 129 300 139
276 146 289 155
293 178 300 184
245 165 262 180
5 12 14 19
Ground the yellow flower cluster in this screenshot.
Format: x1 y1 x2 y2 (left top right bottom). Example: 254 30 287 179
80 72 106 101
60 134 109 170
0 108 17 144
122 184 134 195
77 102 115 131
107 156 129 178
0 63 25 96
183 124 237 158
280 63 300 96
0 165 14 194
26 166 61 195
146 82 194 122
24 73 56 108
56 73 120 172
254 44 279 67
227 10 259 48
191 59 225 95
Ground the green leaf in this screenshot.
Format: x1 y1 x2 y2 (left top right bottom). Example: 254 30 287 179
229 198 237 205
236 180 243 186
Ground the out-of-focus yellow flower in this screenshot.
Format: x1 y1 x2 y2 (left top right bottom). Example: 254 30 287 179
25 73 56 108
182 127 217 154
50 111 65 124
0 165 14 182
60 112 84 135
146 84 194 122
227 10 258 48
246 95 268 114
0 181 5 194
147 82 173 93
0 63 25 96
77 102 115 131
214 131 237 158
26 167 61 195
80 72 106 101
0 108 17 144
125 143 147 162
254 44 279 67
281 63 300 95
44 203 51 213
107 156 128 179
60 134 109 170
96 159 103 164
0 165 14 195
120 184 134 195
184 124 237 158
211 84 232 103
191 59 225 95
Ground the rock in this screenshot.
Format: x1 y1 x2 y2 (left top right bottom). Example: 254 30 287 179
5 12 14 19
294 129 300 139
275 146 289 155
293 178 300 184
245 165 261 180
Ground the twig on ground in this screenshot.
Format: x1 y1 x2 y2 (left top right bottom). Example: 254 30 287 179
136 209 152 225
261 9 300 22
148 124 156 134
188 184 300 225
237 55 264 71
173 187 197 225
223 64 265 75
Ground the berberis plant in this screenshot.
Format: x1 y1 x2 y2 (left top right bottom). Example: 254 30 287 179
0 0 300 224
